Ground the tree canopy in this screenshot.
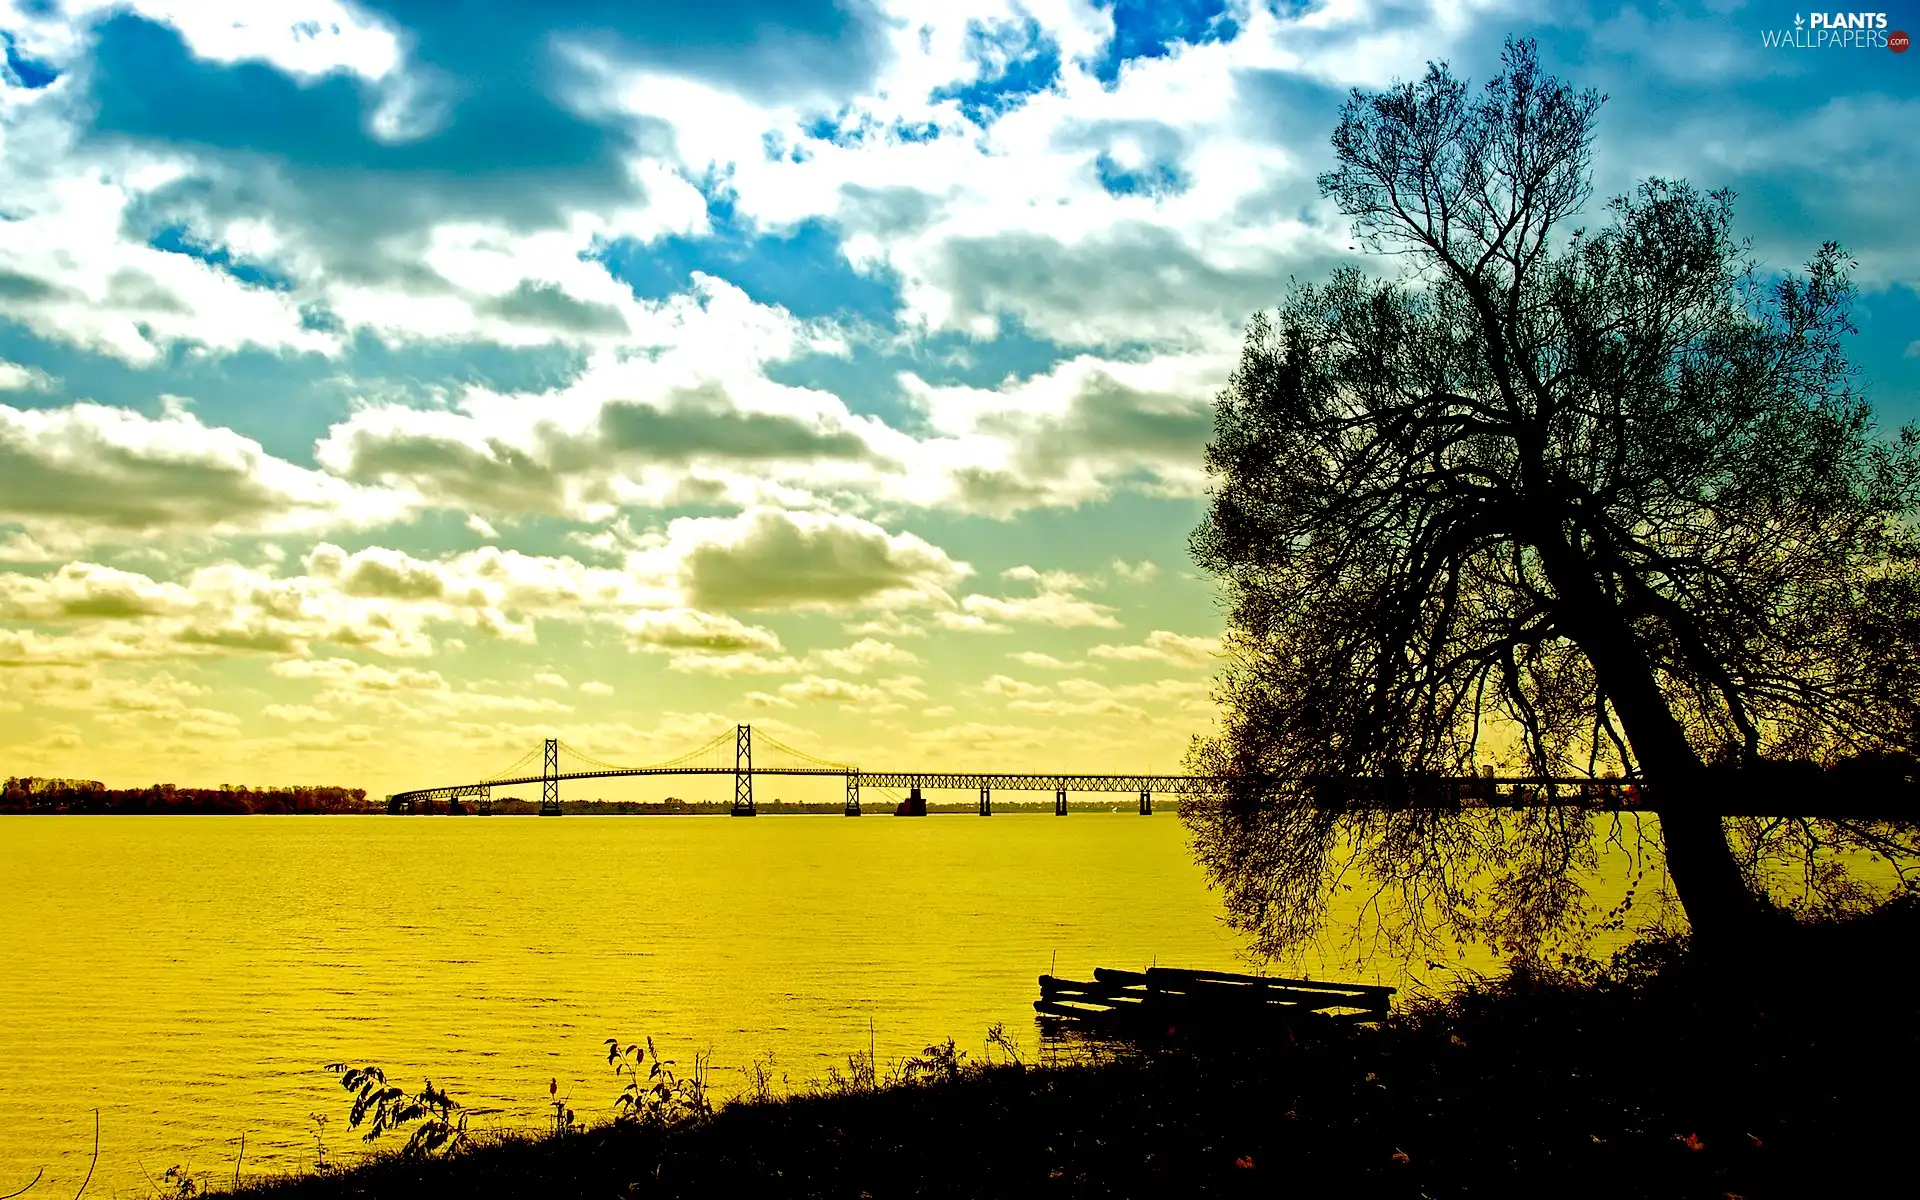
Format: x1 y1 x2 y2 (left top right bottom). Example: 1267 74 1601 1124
1185 38 1920 960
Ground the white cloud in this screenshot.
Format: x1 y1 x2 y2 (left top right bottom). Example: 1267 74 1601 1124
979 673 1049 699
1086 629 1220 668
0 359 55 391
262 703 339 723
80 0 405 82
579 681 615 696
1008 651 1083 670
0 402 408 549
809 637 919 674
956 565 1119 629
624 608 783 653
636 507 969 613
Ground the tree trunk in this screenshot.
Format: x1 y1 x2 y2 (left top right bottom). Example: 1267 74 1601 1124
1532 532 1770 952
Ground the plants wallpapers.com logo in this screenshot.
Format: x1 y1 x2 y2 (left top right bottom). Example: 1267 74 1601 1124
1760 11 1909 50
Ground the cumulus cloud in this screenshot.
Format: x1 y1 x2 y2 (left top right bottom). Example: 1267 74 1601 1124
648 507 968 612
762 672 922 713
951 564 1118 630
1086 629 1220 668
0 402 407 549
979 673 1048 699
309 280 907 519
262 703 339 723
1008 651 1081 670
0 359 56 391
810 637 918 674
623 608 783 652
270 655 573 717
898 352 1224 514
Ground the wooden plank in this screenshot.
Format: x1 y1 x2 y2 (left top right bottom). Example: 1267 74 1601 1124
1191 979 1385 1004
1145 966 1395 997
1034 999 1123 1019
1042 988 1148 1008
1040 975 1146 999
1149 965 1395 995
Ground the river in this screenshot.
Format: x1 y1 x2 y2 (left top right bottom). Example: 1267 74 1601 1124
0 813 1641 1193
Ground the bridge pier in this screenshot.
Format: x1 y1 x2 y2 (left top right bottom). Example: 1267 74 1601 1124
844 770 860 816
1139 790 1151 815
978 785 991 816
1055 786 1068 816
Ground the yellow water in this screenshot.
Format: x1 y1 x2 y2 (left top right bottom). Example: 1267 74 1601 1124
1 813 1653 1194
1 814 1270 1192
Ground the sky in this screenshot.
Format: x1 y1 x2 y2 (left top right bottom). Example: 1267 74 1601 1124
0 0 1915 799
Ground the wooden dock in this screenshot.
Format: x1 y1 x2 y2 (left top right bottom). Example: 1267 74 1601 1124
1036 967 1394 1037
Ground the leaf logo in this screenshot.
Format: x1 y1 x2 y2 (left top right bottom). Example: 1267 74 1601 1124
1794 12 1805 26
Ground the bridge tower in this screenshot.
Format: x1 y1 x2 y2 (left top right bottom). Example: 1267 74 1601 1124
732 724 755 816
539 738 561 816
844 770 860 816
1139 790 1152 815
978 784 991 816
1055 785 1068 816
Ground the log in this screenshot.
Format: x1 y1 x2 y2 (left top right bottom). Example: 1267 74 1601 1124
1145 966 1395 997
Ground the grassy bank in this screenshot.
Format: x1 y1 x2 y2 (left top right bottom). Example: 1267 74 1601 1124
230 910 1917 1200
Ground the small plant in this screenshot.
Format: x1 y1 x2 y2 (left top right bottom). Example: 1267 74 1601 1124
159 1164 199 1199
897 1038 968 1086
607 1037 714 1126
739 1050 782 1104
545 1078 580 1137
306 1112 333 1173
984 1022 1026 1068
323 1063 476 1157
819 1049 878 1095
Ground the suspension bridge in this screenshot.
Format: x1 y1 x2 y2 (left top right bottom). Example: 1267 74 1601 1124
384 724 1652 818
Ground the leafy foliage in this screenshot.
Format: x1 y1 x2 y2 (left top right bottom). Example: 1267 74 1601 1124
606 1037 714 1127
323 1063 475 1157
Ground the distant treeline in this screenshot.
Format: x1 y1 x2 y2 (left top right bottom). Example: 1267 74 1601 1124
2 776 375 814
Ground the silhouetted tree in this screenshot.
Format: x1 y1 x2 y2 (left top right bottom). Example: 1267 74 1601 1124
1186 38 1920 959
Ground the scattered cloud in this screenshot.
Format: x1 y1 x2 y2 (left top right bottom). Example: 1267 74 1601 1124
0 359 56 391
954 565 1119 630
1008 650 1082 670
653 508 969 613
0 402 408 549
1087 629 1220 668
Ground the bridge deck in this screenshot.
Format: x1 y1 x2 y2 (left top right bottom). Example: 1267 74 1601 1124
389 766 1644 808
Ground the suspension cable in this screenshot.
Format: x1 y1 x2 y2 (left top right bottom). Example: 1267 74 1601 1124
754 729 852 771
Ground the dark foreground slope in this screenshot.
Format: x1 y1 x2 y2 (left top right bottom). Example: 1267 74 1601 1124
233 912 1920 1200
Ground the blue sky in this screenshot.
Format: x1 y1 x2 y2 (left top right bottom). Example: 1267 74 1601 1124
1 0 1915 797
